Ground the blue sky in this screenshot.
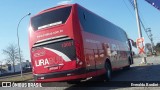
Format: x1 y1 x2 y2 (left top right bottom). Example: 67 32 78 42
0 0 160 63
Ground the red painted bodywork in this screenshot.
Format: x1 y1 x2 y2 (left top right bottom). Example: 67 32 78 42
28 4 131 82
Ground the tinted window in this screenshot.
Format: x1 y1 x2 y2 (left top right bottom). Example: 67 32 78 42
31 6 72 30
78 6 127 42
32 40 76 60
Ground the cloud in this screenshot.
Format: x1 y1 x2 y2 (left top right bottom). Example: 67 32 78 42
57 0 72 5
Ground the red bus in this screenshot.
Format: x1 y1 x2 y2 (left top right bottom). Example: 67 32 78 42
28 4 133 82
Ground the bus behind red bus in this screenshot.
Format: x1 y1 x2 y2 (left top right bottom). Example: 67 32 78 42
28 4 133 82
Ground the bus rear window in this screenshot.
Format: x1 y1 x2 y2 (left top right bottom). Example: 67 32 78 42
31 6 72 30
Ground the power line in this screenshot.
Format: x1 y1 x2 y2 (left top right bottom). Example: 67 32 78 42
123 0 145 38
128 0 154 52
129 0 134 9
123 0 151 39
128 0 153 42
129 0 147 28
123 0 155 48
123 0 135 18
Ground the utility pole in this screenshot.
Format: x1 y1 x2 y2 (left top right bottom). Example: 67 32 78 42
133 0 147 64
17 13 31 78
146 28 154 53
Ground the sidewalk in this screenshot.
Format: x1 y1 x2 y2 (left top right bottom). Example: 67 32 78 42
132 56 160 66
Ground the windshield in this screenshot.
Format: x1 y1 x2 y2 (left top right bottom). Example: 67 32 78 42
31 6 72 30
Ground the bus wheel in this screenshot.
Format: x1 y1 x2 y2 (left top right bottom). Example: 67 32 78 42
104 62 112 81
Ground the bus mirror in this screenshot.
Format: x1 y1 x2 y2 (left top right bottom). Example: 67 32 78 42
129 39 137 48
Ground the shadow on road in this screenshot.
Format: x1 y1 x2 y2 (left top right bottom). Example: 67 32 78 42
63 64 160 90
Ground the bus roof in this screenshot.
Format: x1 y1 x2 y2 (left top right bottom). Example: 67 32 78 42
31 4 75 19
31 3 126 35
39 4 74 14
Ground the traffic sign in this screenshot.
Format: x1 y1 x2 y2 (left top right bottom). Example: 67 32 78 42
138 46 145 54
136 37 144 44
136 37 145 54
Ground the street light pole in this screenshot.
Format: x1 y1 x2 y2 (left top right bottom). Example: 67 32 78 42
133 0 147 64
17 13 31 78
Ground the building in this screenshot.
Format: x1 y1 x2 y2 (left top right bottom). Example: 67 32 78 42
7 60 32 73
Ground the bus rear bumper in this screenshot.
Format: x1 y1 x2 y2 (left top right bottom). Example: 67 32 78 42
34 68 86 82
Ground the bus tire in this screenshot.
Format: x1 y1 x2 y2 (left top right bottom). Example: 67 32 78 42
104 61 112 81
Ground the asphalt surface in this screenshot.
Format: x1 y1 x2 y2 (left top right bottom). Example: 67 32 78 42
0 72 32 79
1 56 160 90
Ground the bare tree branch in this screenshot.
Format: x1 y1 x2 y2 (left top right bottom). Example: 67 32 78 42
2 43 24 73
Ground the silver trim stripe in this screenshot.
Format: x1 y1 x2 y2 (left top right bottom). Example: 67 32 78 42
36 35 68 43
33 37 71 47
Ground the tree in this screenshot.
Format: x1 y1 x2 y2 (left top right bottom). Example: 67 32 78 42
2 43 24 73
155 43 160 53
145 43 152 53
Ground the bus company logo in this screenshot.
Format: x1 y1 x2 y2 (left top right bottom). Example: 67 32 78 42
34 51 45 57
2 82 12 87
35 57 64 67
35 58 50 67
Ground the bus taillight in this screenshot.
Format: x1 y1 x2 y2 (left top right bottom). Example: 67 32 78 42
75 42 83 67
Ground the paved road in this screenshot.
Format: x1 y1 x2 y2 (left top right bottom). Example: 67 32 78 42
0 72 32 79
112 56 160 81
1 56 160 90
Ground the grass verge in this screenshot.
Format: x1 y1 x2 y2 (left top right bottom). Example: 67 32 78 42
0 73 33 82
